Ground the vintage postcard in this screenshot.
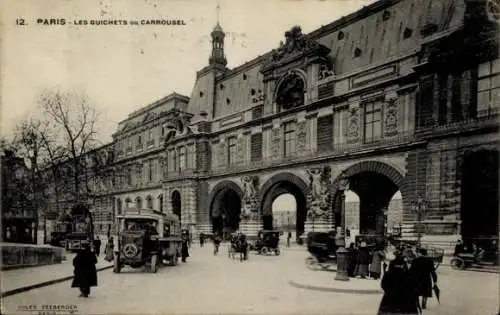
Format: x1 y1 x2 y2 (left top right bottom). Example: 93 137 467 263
1 0 499 314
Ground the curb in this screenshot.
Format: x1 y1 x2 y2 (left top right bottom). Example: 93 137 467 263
289 280 383 295
1 265 113 298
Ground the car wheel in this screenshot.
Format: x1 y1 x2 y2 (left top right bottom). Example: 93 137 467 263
451 258 465 270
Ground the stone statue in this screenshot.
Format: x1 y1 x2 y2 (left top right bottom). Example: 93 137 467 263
306 168 323 199
242 176 256 203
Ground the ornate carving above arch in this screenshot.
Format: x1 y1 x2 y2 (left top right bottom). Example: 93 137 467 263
331 160 406 202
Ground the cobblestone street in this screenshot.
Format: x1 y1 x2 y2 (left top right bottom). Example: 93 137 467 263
2 245 499 315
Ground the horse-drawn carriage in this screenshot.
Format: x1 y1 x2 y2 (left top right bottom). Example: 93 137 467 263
305 230 337 271
250 230 281 255
228 233 248 261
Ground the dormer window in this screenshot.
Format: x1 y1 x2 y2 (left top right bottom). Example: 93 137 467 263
199 91 204 97
243 73 247 80
220 84 224 90
403 27 413 39
382 10 391 21
337 31 344 40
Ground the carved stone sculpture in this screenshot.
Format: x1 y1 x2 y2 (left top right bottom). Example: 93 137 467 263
384 98 398 135
306 166 332 218
348 107 360 141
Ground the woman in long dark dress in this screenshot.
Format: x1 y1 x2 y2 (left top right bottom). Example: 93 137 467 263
181 233 190 262
378 256 420 315
356 242 371 278
71 243 98 298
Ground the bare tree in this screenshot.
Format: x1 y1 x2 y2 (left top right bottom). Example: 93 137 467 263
39 90 100 203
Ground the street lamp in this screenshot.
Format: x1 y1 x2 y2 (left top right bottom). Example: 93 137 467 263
27 147 39 245
410 196 427 247
335 176 350 281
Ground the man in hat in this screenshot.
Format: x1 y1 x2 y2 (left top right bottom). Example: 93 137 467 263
409 248 438 310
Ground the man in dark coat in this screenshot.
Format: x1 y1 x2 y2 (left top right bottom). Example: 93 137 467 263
71 243 98 297
93 236 101 257
348 243 358 277
378 255 420 315
181 232 190 262
356 242 371 278
409 248 437 310
199 233 205 247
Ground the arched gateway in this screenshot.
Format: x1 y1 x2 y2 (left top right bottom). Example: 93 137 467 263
331 161 406 238
259 173 309 236
208 181 243 235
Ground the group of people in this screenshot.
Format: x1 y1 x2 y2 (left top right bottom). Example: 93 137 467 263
347 241 386 280
377 246 438 315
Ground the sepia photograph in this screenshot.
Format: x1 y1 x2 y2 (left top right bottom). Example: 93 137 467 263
1 0 499 314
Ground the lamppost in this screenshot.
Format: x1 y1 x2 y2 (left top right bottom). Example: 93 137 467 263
27 148 38 245
335 176 350 281
410 196 427 247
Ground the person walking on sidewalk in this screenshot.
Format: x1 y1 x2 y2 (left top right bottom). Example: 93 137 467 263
71 242 98 298
356 241 371 278
370 246 386 280
409 247 438 310
287 232 292 248
181 231 190 262
104 237 114 262
93 236 102 257
378 255 420 315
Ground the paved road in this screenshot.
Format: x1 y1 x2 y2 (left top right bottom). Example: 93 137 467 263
2 245 499 315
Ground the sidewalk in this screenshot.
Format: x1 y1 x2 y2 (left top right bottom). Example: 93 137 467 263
1 251 113 298
289 266 383 294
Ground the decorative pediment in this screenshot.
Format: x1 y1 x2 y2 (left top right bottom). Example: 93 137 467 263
163 111 194 143
263 26 330 68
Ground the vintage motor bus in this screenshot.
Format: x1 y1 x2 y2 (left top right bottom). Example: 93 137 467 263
113 208 182 273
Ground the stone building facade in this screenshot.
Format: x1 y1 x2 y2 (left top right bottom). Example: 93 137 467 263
48 0 498 248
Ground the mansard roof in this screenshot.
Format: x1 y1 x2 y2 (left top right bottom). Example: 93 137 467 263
186 0 466 120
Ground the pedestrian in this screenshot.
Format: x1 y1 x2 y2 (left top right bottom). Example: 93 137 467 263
200 233 205 247
356 241 371 278
71 242 98 298
348 243 358 277
213 233 221 255
378 255 420 315
370 246 386 280
181 232 190 262
93 236 101 257
287 232 292 248
409 248 438 310
104 237 114 262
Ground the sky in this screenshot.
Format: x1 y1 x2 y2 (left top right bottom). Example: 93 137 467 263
1 0 378 143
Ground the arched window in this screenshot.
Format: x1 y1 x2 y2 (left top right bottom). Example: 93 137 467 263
136 197 143 209
158 194 164 212
146 195 153 209
276 73 305 112
125 197 132 209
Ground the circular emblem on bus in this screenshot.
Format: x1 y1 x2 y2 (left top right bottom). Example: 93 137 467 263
487 0 500 23
123 243 138 258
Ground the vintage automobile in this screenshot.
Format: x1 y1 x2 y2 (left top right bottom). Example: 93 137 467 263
113 208 182 273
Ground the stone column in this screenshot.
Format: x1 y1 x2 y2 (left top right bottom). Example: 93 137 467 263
335 177 350 281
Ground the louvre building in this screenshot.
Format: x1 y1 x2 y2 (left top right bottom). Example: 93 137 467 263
44 0 499 249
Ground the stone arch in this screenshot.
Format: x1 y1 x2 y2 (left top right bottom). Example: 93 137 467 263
331 160 405 196
331 160 408 236
146 195 153 209
208 180 244 234
259 172 310 232
206 180 244 216
124 197 132 208
274 70 307 112
135 196 143 209
259 172 310 212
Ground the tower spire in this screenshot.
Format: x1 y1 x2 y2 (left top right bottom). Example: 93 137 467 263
209 0 227 67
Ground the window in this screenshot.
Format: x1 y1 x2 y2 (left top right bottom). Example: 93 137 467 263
283 121 296 157
227 137 237 165
178 146 186 171
127 167 132 185
116 199 122 215
250 133 263 162
138 135 142 145
125 197 131 209
168 149 176 172
364 101 382 143
161 126 165 137
146 196 153 209
158 194 164 212
148 160 153 181
477 60 500 115
136 197 143 209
